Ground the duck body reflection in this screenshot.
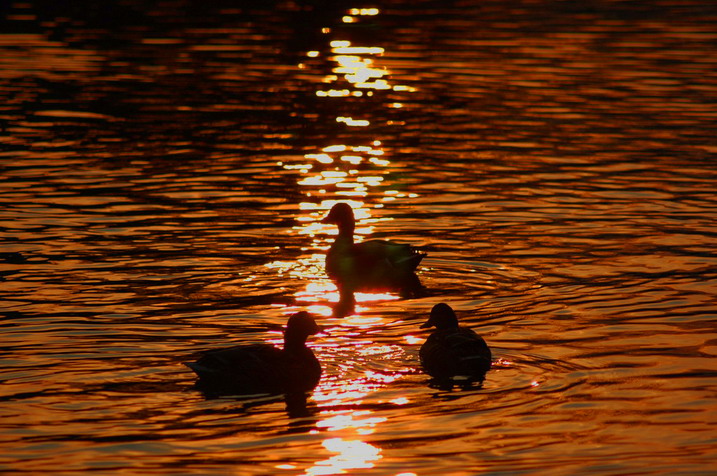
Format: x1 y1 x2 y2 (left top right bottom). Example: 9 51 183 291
419 304 492 387
185 312 322 398
322 203 426 299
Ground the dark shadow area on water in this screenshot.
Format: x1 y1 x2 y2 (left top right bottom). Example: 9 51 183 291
332 277 428 318
190 381 320 423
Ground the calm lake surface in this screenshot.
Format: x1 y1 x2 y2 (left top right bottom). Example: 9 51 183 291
1 0 716 474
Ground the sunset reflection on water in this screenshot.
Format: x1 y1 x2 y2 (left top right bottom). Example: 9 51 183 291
3 0 715 473
269 5 418 321
265 8 418 473
305 358 412 474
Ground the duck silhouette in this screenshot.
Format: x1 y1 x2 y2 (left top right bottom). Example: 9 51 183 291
322 203 426 302
419 303 491 386
185 311 322 397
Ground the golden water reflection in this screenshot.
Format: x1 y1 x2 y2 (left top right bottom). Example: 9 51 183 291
269 9 420 472
305 438 381 475
273 11 420 317
268 31 417 315
303 367 411 474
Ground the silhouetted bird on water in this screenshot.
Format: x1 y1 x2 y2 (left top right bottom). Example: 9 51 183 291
322 203 426 306
419 303 492 387
185 312 322 398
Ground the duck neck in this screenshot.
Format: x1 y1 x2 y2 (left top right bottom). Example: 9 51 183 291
336 220 355 244
435 318 459 330
284 333 309 353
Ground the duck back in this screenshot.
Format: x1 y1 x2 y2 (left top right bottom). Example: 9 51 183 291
419 327 491 381
186 343 321 396
326 237 425 292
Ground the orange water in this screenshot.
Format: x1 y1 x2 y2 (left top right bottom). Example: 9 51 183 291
1 1 716 474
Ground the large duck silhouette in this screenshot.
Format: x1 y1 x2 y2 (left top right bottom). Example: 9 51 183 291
185 312 322 401
322 203 425 315
419 303 492 388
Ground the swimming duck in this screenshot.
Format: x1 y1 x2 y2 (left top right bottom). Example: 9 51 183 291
322 202 426 296
419 303 491 384
185 311 322 397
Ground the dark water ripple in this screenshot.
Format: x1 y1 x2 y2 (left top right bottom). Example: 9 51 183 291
1 0 717 474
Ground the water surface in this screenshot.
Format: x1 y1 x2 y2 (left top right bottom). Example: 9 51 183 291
1 0 716 474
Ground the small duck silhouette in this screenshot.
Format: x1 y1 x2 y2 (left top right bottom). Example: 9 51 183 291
185 311 322 397
322 203 426 299
419 303 491 386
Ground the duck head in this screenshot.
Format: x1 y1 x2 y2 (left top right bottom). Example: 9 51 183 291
284 311 322 348
322 202 355 236
420 303 460 330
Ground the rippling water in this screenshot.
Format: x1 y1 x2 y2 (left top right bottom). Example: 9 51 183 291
2 0 716 474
